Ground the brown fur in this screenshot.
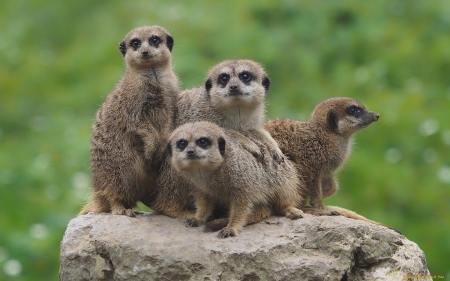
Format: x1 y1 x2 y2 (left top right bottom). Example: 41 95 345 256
168 122 303 238
265 97 379 212
144 60 291 219
78 26 178 217
205 97 392 232
176 59 283 161
262 97 399 231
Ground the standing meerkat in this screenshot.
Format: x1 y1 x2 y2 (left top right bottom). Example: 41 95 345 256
79 25 178 217
143 59 292 219
168 122 303 238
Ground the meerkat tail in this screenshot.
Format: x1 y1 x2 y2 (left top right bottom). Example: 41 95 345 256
324 205 402 234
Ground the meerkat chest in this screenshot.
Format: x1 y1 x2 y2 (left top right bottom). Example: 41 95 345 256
220 107 262 131
327 138 353 171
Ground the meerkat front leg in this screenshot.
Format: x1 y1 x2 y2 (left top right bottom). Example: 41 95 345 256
308 177 325 210
136 128 160 160
254 129 285 164
226 130 262 158
218 199 253 238
185 192 214 227
321 172 338 199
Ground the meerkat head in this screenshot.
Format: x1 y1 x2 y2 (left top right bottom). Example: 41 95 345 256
204 60 270 111
311 97 380 136
168 122 226 174
118 25 174 69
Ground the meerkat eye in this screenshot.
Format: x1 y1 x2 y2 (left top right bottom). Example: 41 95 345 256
149 36 161 46
218 74 230 85
130 39 141 49
346 106 361 117
176 139 188 150
196 137 211 149
239 71 253 83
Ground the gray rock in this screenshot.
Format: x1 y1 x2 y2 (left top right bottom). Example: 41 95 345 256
59 212 430 281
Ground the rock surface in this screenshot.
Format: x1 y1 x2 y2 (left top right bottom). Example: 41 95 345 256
60 212 430 281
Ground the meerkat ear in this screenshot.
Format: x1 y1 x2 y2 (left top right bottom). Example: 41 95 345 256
119 41 126 56
262 76 270 92
166 35 174 52
205 79 212 93
327 112 339 132
218 138 226 156
167 143 172 157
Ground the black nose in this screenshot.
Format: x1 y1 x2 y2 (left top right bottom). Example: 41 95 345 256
374 113 380 120
187 150 195 156
142 51 149 57
230 85 239 92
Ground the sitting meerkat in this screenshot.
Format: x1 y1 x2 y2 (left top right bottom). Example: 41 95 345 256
168 122 303 238
79 25 178 217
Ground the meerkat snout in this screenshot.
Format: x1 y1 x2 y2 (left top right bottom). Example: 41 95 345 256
373 112 380 121
229 84 239 93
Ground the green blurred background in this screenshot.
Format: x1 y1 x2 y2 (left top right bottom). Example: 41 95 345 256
1 0 449 280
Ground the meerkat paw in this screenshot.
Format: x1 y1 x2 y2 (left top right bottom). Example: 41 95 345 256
217 227 238 239
302 206 340 216
185 218 203 227
112 208 136 217
243 141 263 159
271 147 285 164
285 207 304 220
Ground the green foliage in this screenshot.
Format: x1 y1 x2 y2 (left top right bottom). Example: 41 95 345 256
1 0 449 280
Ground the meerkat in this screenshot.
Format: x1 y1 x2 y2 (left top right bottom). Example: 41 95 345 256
78 25 178 217
143 59 291 219
168 121 303 238
264 97 379 213
176 59 284 162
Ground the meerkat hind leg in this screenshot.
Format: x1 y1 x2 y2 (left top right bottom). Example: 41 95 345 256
302 206 340 216
109 199 136 217
78 196 110 216
204 204 272 232
284 206 304 219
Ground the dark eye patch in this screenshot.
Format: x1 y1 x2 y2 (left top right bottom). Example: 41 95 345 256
119 41 126 56
130 38 141 50
166 35 174 52
149 36 161 47
176 139 188 151
196 137 211 149
218 137 226 156
217 74 230 87
346 106 362 117
239 71 253 84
